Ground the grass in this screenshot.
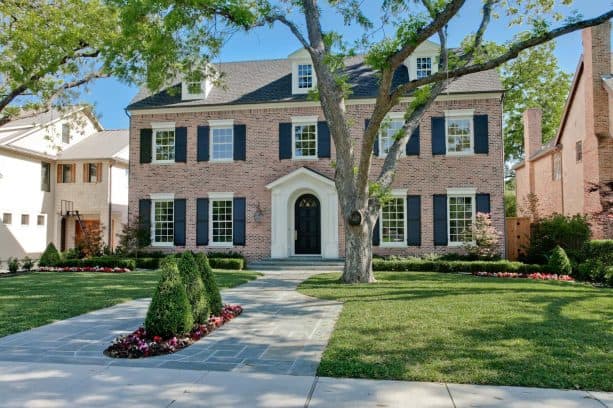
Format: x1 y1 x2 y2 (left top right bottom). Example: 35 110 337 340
298 272 613 391
0 269 260 338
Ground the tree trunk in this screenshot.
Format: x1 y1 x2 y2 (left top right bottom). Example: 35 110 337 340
341 214 376 283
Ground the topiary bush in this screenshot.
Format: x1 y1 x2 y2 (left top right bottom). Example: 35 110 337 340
195 252 223 316
177 252 209 323
39 243 61 266
548 245 572 276
144 258 194 338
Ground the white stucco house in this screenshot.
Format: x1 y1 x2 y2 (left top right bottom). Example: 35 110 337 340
0 107 129 262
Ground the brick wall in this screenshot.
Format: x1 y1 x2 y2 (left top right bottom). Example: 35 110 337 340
129 97 505 260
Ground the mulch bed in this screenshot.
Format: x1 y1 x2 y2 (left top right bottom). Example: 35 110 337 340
104 305 243 358
472 271 574 281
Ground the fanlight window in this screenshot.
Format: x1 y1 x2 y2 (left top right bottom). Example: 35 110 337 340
298 195 319 208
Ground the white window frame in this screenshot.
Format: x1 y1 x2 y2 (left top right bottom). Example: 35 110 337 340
150 193 175 247
445 110 475 156
291 116 318 160
209 119 234 162
447 187 476 247
151 122 176 164
379 189 408 248
291 61 317 94
209 192 234 247
378 112 405 158
416 57 432 79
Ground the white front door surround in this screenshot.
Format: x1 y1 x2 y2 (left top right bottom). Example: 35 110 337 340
266 167 339 259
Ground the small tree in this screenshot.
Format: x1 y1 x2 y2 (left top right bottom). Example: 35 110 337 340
463 212 502 260
21 256 34 272
75 223 104 258
39 243 61 266
177 252 209 323
145 258 193 338
195 252 223 316
7 257 20 273
548 245 572 275
116 217 151 256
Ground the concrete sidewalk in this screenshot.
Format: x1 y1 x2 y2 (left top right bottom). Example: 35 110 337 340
0 361 610 408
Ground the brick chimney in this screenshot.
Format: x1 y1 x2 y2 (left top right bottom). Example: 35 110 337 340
583 21 611 138
523 108 543 160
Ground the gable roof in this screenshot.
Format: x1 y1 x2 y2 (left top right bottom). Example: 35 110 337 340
266 166 335 189
128 55 503 111
57 129 129 162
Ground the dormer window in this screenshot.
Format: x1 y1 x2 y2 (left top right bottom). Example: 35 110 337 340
416 57 432 78
297 64 313 89
182 71 209 101
187 80 203 95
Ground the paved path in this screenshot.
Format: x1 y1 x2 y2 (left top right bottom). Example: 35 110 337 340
0 271 341 376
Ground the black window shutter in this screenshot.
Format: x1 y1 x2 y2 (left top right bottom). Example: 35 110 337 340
372 217 380 246
197 126 210 161
433 194 448 246
174 199 186 246
196 198 209 246
476 193 491 214
317 121 331 158
431 117 446 155
233 124 247 161
406 126 420 156
474 115 489 154
140 129 152 164
366 119 379 157
233 197 246 246
138 199 151 239
279 123 292 160
175 127 187 162
406 195 421 246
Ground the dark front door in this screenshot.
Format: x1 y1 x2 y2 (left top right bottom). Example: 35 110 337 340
294 194 321 255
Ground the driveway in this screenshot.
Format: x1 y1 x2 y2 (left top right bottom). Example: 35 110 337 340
0 271 342 376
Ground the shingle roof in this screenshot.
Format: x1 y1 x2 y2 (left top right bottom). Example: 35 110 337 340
58 130 129 161
128 55 503 110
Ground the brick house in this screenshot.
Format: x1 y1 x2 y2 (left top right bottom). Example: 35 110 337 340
127 43 505 261
514 22 613 238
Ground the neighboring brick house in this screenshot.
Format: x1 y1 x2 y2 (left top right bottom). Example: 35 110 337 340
127 42 505 261
514 22 613 238
0 107 129 261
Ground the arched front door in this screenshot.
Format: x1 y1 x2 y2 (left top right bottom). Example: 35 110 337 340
294 194 321 255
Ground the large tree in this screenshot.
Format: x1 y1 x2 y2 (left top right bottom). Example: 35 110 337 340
0 0 120 123
110 0 612 283
500 42 572 163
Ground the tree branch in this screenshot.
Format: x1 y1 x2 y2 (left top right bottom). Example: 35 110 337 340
264 14 311 50
462 0 497 63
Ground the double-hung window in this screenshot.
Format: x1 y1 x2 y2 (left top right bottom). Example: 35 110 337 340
210 120 234 161
58 164 74 183
152 124 176 163
297 64 313 89
416 57 432 78
445 110 474 155
448 190 475 245
380 192 406 246
211 197 233 245
292 117 318 159
379 114 405 156
152 199 174 245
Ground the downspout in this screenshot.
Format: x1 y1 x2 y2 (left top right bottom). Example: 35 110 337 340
108 161 113 250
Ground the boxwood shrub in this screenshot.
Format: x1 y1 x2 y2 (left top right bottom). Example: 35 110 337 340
39 243 61 266
134 257 162 270
372 259 548 273
582 240 613 265
53 257 136 270
208 257 244 270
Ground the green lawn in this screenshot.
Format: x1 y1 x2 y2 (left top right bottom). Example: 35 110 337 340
298 272 613 391
0 269 260 338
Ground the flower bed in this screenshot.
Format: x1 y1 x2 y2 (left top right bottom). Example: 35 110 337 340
472 271 574 281
37 266 131 273
104 304 243 358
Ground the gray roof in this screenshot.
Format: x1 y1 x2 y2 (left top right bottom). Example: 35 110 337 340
128 55 503 110
58 130 129 161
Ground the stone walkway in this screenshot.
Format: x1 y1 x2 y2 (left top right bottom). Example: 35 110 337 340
0 272 342 376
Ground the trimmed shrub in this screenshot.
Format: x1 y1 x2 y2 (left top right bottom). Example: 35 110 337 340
135 257 161 270
548 246 572 275
7 257 19 273
209 257 244 270
525 214 591 264
372 259 548 273
39 243 61 266
583 240 613 265
145 258 193 338
195 253 223 316
177 252 209 323
53 257 135 270
576 259 613 286
207 251 246 260
21 256 34 271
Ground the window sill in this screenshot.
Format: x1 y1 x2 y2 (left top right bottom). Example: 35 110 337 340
445 151 475 156
151 160 176 165
210 158 235 163
208 242 234 248
447 241 465 247
151 242 174 248
292 156 318 161
380 242 406 248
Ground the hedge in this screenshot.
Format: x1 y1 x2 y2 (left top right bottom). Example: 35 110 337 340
373 259 550 273
208 257 244 270
134 257 162 270
582 240 613 265
53 257 136 270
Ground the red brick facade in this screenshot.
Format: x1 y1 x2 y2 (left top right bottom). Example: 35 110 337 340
129 95 505 260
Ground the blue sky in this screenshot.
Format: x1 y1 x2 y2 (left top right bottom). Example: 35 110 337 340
85 1 610 129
